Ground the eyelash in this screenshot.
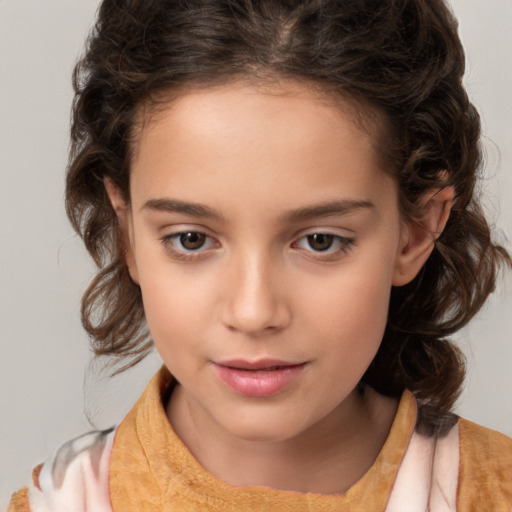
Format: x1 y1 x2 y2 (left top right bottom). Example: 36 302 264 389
160 230 355 260
161 231 217 260
292 233 355 258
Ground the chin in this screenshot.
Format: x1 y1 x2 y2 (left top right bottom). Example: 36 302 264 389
219 409 310 444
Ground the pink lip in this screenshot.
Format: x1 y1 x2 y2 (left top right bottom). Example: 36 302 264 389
213 359 306 397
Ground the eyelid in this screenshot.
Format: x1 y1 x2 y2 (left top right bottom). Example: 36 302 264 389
159 225 355 261
291 229 355 257
160 226 220 259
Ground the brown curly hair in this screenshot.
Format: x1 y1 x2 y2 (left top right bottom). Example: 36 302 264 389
66 0 510 424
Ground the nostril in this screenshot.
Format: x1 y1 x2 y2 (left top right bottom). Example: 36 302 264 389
222 298 291 335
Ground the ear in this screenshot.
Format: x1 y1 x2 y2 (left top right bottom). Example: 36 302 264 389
104 178 139 285
393 186 454 287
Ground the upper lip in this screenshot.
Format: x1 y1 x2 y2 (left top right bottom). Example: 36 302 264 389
214 359 304 370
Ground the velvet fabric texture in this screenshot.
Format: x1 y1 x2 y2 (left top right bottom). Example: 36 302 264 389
110 368 415 511
9 367 512 511
109 367 511 511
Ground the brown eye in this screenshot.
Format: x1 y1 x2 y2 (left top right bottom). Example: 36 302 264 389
161 230 216 259
179 232 206 250
294 232 355 257
306 233 334 251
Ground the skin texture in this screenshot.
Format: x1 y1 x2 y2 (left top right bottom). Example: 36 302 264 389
106 81 453 494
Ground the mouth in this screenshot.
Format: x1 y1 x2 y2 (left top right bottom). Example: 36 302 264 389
217 359 303 371
213 359 306 397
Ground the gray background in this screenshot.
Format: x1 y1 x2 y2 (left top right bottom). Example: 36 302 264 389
1 0 511 506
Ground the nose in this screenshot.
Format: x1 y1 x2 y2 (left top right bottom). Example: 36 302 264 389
221 249 291 336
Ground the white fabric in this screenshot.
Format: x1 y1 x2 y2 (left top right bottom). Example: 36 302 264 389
385 424 460 512
28 429 114 512
26 424 460 512
429 424 460 511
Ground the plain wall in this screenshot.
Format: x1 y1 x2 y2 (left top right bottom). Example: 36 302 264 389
1 0 511 506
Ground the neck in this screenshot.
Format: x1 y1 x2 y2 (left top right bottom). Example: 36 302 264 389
167 385 398 494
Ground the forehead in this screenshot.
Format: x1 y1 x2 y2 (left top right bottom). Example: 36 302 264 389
132 79 385 161
129 81 395 212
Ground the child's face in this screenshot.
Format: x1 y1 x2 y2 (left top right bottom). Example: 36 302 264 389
120 82 415 443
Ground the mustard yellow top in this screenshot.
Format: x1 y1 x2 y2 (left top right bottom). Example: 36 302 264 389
110 367 512 511
9 367 512 511
110 368 415 511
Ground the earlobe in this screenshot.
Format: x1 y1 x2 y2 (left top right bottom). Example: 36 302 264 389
393 186 454 286
104 178 140 285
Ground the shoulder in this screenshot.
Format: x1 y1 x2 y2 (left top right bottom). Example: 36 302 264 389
8 428 115 512
457 418 512 511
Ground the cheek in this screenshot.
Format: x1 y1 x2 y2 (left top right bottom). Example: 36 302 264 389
141 274 203 331
140 283 201 375
134 252 187 332
301 261 393 357
136 254 221 358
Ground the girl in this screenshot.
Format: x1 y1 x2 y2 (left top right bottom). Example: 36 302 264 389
7 0 512 510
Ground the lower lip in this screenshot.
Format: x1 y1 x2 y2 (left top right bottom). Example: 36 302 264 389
213 363 305 397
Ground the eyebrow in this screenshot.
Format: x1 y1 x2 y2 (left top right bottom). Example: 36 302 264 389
141 198 225 221
141 197 375 223
281 199 375 222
